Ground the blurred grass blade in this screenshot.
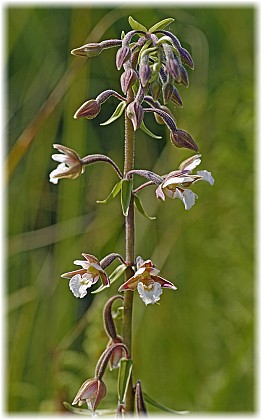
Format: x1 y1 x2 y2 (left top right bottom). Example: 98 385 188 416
134 195 156 220
143 392 189 414
121 179 133 216
140 120 162 139
149 18 175 33
100 101 127 125
117 359 133 404
92 264 126 294
97 180 122 204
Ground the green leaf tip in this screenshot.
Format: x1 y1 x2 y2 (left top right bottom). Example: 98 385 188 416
149 18 175 33
140 121 162 139
134 195 156 220
128 16 147 32
100 101 127 126
121 178 133 217
96 180 122 204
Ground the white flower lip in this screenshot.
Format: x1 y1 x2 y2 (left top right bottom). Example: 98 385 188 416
137 281 163 305
69 274 92 298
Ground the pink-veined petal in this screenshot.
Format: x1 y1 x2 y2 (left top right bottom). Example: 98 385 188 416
156 184 166 201
152 275 177 290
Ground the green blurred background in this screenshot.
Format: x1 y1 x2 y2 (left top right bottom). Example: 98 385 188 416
7 5 254 414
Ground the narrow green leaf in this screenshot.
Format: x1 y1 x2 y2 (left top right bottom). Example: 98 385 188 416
121 30 125 40
96 180 122 204
134 195 156 220
100 101 127 126
121 179 133 217
92 264 126 294
117 359 133 404
128 16 147 32
143 392 189 415
149 18 175 33
140 121 162 140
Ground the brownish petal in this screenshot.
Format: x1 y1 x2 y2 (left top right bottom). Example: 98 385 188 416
151 275 177 290
61 268 86 279
118 275 140 291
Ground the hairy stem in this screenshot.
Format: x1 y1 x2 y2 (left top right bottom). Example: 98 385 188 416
123 88 135 413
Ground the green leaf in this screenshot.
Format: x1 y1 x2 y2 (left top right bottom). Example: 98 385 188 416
100 101 127 126
117 359 133 404
140 121 162 140
121 179 133 217
134 195 156 220
63 402 116 416
143 392 189 415
96 180 122 204
128 16 147 32
92 264 126 294
121 30 125 40
149 18 175 33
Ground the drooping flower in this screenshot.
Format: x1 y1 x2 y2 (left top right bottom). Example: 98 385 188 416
61 254 109 298
156 154 214 210
118 257 176 305
49 144 84 184
72 377 106 411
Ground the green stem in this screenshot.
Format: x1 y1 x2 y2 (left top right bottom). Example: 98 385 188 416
123 88 135 413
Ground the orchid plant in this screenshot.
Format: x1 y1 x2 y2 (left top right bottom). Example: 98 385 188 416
50 16 214 415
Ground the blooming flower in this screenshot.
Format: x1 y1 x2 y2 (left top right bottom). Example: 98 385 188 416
61 254 109 298
118 257 176 305
156 154 214 210
49 144 84 184
72 377 106 411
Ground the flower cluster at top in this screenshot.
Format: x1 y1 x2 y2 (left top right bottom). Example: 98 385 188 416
71 16 198 151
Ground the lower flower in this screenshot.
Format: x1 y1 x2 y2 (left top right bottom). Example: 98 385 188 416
72 377 106 412
118 257 176 305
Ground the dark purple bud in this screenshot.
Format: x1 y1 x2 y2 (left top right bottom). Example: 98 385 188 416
163 44 181 82
180 66 189 87
135 381 147 415
171 86 183 107
179 46 194 69
120 69 138 94
162 81 174 104
71 42 103 57
126 101 144 130
139 54 151 87
116 46 131 70
74 99 101 119
170 129 198 151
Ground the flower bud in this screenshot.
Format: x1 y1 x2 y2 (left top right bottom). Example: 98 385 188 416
72 377 106 412
139 54 150 87
179 46 194 69
108 336 126 370
150 78 161 101
171 86 183 107
116 46 131 70
74 99 101 119
135 381 147 415
71 43 102 57
120 68 138 94
180 66 189 87
170 129 198 151
162 80 174 104
126 101 144 130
